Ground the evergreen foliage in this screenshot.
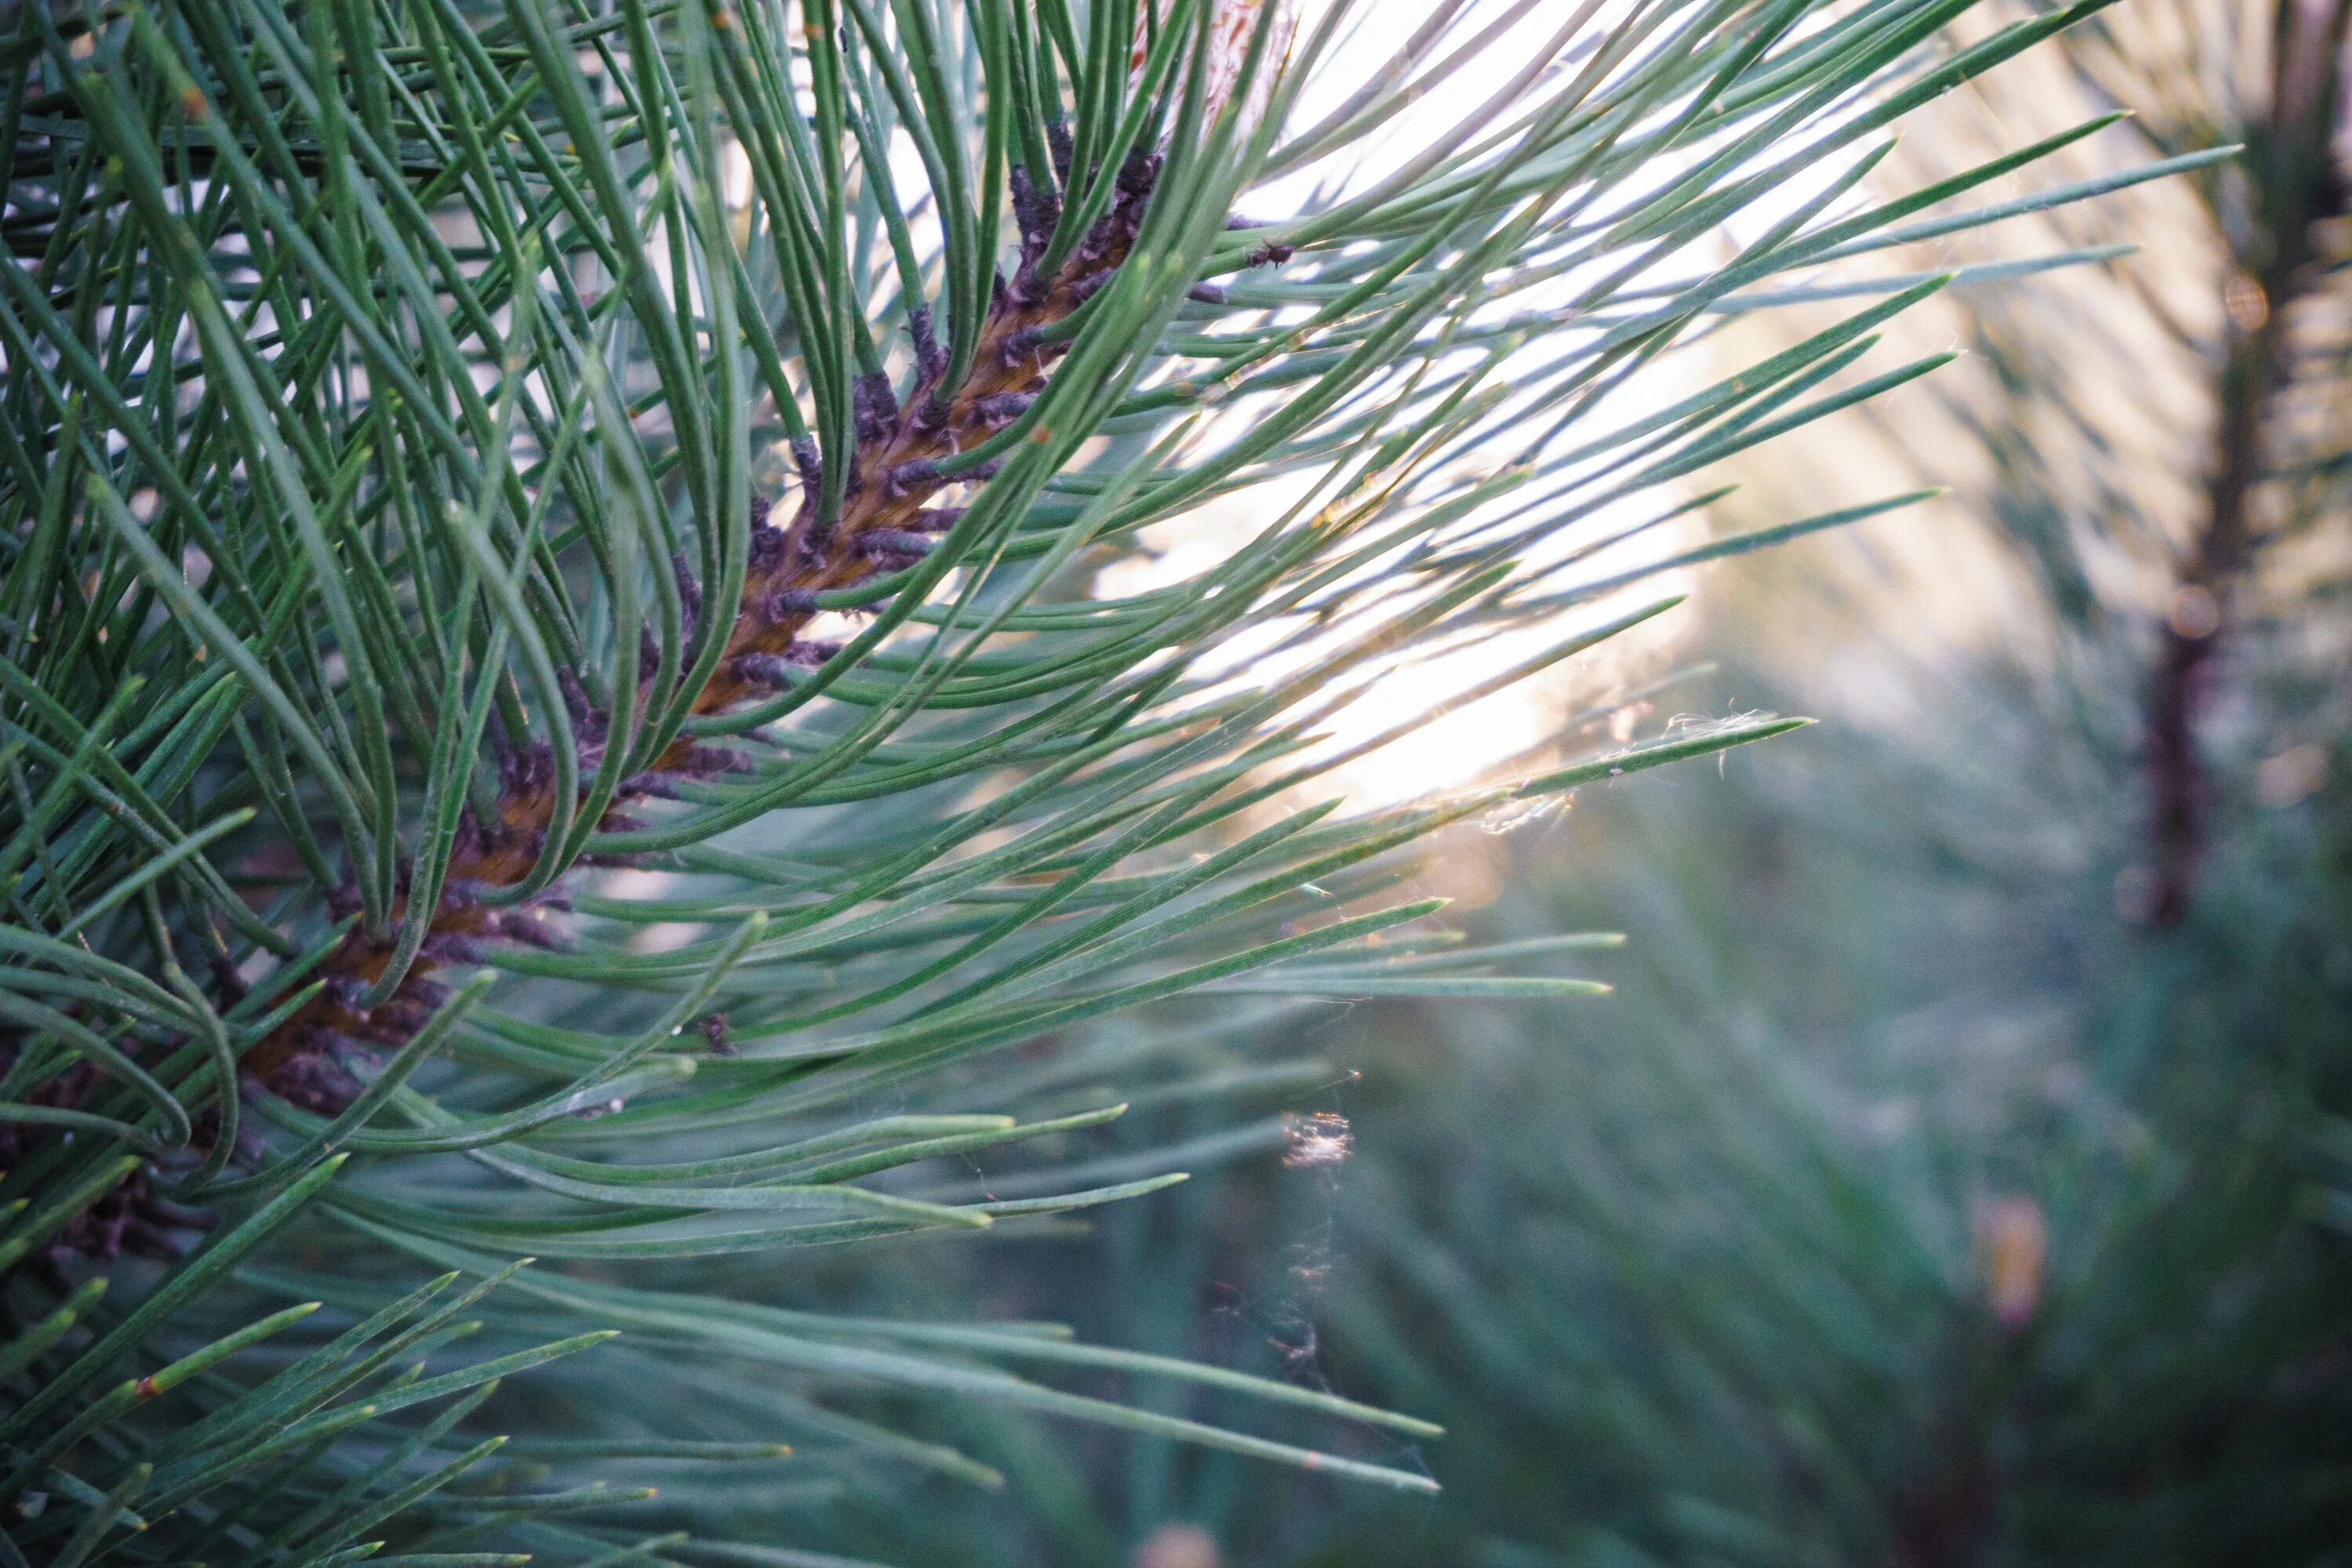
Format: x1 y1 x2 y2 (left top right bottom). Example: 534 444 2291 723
0 0 2164 1562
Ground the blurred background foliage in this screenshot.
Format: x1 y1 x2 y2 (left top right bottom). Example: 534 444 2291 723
829 1 2352 1562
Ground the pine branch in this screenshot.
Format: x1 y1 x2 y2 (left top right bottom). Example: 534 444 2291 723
0 0 2173 1559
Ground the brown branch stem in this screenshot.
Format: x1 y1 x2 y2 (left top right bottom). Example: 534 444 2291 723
240 158 1166 1093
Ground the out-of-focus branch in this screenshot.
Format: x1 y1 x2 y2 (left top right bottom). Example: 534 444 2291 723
2146 0 2350 924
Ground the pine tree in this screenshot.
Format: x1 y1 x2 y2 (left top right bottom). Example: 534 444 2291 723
0 1 2144 1563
